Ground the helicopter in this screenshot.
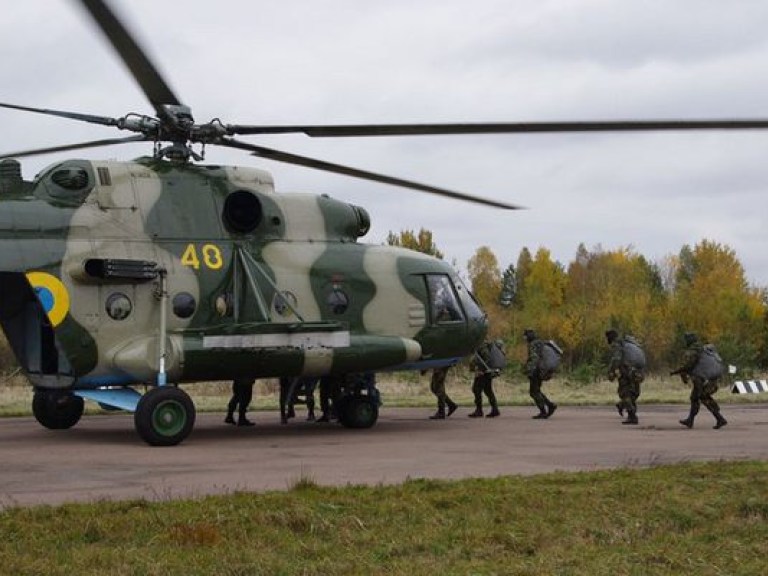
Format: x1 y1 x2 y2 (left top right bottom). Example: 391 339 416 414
2 0 767 446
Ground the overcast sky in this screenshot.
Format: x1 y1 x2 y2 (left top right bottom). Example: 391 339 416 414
3 1 768 286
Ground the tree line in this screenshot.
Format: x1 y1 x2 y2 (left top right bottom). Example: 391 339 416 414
388 230 768 376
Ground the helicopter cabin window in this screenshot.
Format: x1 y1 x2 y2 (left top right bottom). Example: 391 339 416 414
105 292 132 321
427 275 463 323
172 292 197 319
326 288 349 315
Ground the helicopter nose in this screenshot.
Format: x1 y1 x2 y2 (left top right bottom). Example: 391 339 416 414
467 306 489 348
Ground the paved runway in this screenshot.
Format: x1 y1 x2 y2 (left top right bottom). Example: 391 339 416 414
1 403 766 507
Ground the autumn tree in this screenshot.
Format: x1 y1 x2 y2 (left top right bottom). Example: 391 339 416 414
516 247 567 343
385 228 444 259
467 246 501 307
671 239 765 366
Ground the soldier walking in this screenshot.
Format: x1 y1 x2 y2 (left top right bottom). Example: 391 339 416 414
428 366 458 419
673 332 728 429
523 329 559 419
468 341 502 418
605 329 646 425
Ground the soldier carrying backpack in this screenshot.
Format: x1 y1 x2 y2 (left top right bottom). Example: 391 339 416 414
605 329 647 425
523 328 561 419
672 332 727 430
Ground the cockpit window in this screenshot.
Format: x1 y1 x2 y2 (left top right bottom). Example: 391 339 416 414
426 274 464 323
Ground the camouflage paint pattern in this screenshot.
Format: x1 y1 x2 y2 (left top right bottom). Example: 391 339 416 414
0 157 488 391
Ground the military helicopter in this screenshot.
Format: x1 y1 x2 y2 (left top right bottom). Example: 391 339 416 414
1 0 766 446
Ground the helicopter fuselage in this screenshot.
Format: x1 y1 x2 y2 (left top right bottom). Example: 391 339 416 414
0 157 488 393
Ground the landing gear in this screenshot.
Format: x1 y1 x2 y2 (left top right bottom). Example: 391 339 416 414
334 372 380 429
32 390 84 429
336 395 379 429
134 387 195 446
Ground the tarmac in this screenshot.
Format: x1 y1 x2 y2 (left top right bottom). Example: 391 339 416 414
1 403 767 507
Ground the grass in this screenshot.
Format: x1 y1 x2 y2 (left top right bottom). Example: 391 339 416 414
1 369 766 417
1 460 767 575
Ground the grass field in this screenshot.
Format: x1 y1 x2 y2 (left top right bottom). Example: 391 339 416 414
1 460 766 575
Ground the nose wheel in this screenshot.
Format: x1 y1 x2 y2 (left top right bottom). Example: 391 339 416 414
134 387 195 446
32 390 84 429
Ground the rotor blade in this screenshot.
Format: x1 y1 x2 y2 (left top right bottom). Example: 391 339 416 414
0 135 149 160
0 101 119 128
78 0 181 116
225 119 768 137
219 138 521 210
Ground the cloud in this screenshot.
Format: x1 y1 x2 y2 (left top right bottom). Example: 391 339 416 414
2 0 767 286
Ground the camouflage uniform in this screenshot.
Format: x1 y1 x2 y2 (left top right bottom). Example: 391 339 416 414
429 367 458 419
524 330 557 419
606 331 645 425
676 335 727 429
225 377 255 426
468 342 500 418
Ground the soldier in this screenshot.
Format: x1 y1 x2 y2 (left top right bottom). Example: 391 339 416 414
468 341 501 418
523 329 558 419
428 366 458 420
605 329 646 425
225 377 256 426
673 332 727 429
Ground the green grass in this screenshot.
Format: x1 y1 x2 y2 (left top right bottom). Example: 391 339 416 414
1 461 767 575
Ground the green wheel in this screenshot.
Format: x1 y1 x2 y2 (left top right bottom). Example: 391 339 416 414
135 387 195 446
32 390 84 430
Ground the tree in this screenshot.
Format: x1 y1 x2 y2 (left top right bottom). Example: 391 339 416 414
499 264 516 307
672 239 765 366
467 246 501 307
385 228 444 259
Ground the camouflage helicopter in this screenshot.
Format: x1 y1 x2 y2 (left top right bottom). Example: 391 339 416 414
2 0 767 446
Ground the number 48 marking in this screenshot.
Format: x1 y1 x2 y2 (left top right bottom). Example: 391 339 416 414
181 243 224 270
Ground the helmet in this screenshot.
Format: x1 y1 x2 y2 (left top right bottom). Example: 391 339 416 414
605 329 618 343
523 328 537 342
683 332 698 346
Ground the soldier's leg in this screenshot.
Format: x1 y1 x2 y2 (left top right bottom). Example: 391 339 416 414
225 381 238 424
468 375 484 417
430 371 447 416
701 381 727 429
485 378 500 417
237 380 255 427
529 377 548 418
680 382 702 428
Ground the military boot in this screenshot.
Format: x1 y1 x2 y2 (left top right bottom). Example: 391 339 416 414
468 408 483 418
446 400 458 418
429 408 446 420
224 410 236 425
486 407 500 418
622 410 639 425
546 401 558 418
237 413 255 427
679 412 696 428
615 402 624 417
713 412 728 429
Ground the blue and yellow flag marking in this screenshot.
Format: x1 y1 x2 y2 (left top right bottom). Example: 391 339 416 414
26 271 70 327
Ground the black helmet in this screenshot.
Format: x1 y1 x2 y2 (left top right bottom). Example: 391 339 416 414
523 328 537 342
605 329 619 343
683 332 698 346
